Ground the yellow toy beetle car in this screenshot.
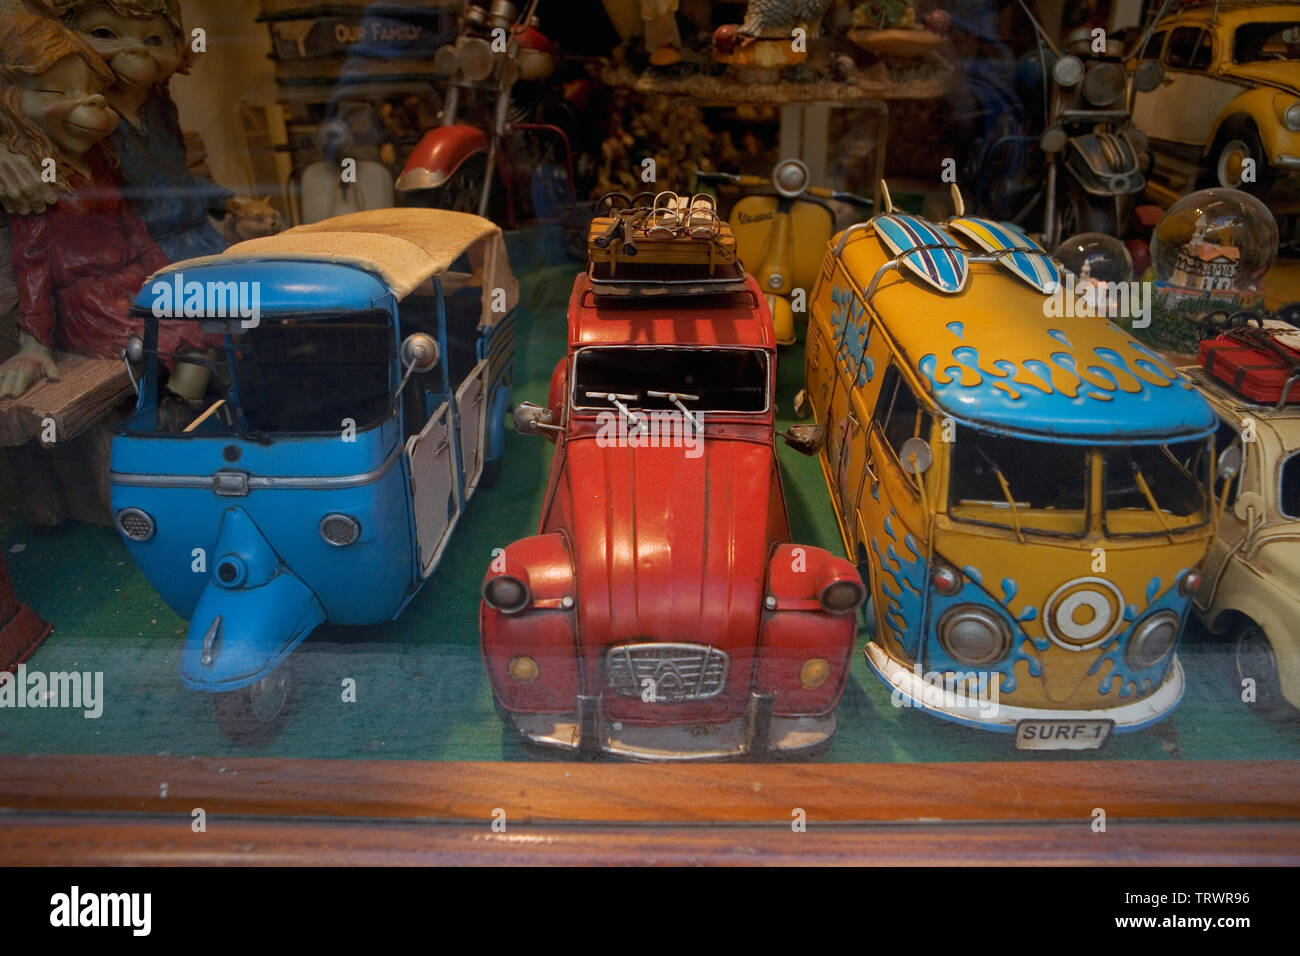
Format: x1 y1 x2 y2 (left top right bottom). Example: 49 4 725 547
801 184 1227 748
1132 2 1300 197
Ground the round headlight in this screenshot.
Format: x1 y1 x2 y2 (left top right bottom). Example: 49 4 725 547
1082 61 1126 107
320 514 361 547
1134 59 1164 94
772 158 810 198
115 507 156 542
1285 101 1300 133
938 605 1011 666
433 44 459 76
484 574 530 614
799 658 831 689
1053 54 1085 88
1128 128 1149 154
1040 126 1068 154
458 36 495 82
215 555 247 589
819 578 865 614
1126 611 1179 669
508 655 540 684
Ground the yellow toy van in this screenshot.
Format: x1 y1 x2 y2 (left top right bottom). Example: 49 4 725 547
802 188 1224 748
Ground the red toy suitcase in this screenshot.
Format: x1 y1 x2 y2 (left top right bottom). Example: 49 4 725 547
1199 325 1300 404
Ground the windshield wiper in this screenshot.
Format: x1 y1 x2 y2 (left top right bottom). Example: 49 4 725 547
585 391 647 434
975 445 1025 543
1129 460 1176 540
645 389 701 430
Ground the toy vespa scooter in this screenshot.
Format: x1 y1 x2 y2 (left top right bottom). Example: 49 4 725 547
695 160 872 345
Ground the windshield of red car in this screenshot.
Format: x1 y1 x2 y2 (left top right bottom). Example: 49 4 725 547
572 347 768 413
1234 22 1300 62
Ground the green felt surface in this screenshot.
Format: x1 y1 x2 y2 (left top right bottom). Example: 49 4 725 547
1 239 1297 765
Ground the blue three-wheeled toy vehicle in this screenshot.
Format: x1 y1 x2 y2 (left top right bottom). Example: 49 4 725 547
109 209 518 743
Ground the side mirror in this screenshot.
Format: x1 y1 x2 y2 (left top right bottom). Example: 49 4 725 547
400 333 440 374
1217 444 1243 483
1133 59 1164 93
122 335 145 397
899 437 933 474
514 401 560 434
124 335 145 364
782 423 825 456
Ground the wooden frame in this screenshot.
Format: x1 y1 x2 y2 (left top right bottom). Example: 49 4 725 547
2 755 1298 864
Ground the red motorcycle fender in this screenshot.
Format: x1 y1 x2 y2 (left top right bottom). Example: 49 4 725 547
396 125 489 192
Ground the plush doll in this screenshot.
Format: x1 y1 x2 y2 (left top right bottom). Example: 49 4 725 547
0 0 231 261
0 14 213 400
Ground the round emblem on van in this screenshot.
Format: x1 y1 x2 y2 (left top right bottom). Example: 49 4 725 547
1044 577 1124 651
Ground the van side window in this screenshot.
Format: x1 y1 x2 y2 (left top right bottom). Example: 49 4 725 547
875 364 932 463
1166 27 1203 69
1281 454 1300 518
1190 30 1213 70
1142 30 1166 60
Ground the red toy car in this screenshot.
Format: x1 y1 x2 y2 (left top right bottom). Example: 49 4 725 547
480 196 865 760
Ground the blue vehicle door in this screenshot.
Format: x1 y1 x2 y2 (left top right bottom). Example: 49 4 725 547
408 401 461 576
455 358 489 494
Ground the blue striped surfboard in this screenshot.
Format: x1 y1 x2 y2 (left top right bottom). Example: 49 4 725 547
873 214 969 294
948 217 1062 295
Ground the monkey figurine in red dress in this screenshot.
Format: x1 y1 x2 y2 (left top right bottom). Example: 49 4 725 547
0 13 212 402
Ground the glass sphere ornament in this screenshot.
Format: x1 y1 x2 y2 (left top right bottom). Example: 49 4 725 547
1054 232 1134 284
1143 188 1278 353
1150 188 1277 294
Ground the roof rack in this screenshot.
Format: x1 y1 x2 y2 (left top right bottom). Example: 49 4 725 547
587 191 747 298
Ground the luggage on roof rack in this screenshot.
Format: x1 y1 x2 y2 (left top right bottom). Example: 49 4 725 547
1200 317 1300 406
586 191 747 297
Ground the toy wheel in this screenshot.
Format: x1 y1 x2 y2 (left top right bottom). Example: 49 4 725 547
1234 622 1295 721
440 154 488 214
1209 120 1274 195
1058 186 1117 240
478 456 503 489
213 662 295 748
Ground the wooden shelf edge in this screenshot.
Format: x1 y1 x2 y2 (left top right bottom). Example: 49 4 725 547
2 754 1297 825
1 814 1297 865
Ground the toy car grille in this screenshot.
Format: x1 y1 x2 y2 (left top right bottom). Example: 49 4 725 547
606 643 729 702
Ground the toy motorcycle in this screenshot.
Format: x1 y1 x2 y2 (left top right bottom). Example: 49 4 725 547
396 0 576 227
695 160 872 345
970 5 1169 246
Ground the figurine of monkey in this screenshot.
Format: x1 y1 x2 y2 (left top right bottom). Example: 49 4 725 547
0 14 213 399
0 0 232 261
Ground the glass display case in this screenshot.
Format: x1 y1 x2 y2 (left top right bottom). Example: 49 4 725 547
0 0 1296 867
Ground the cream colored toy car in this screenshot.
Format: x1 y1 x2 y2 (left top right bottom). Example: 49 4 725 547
1183 360 1300 720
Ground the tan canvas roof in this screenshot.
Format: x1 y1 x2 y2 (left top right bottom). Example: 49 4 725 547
152 207 519 321
219 209 502 297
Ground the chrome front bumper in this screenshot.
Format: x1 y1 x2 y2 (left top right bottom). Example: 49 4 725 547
864 641 1185 733
509 692 835 761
